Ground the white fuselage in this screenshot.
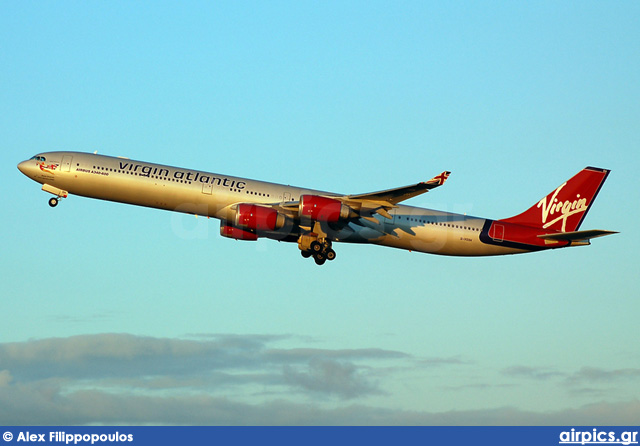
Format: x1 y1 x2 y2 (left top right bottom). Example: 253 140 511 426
18 152 526 257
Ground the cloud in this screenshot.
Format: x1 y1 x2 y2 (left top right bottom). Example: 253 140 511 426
265 348 409 362
566 367 640 384
1 334 637 425
0 333 412 423
501 365 640 386
417 356 473 367
499 364 640 403
50 311 122 325
0 370 12 387
502 366 565 381
445 383 513 391
283 358 380 399
0 334 261 381
1 383 638 425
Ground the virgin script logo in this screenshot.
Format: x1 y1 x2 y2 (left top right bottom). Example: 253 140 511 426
537 182 588 232
38 162 59 175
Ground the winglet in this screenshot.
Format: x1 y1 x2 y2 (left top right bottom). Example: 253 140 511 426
426 171 451 187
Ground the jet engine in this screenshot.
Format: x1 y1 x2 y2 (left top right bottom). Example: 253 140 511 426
299 195 354 222
220 223 259 241
233 203 285 231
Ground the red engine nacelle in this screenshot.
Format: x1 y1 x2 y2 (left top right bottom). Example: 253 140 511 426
220 223 259 241
234 203 285 231
299 195 353 223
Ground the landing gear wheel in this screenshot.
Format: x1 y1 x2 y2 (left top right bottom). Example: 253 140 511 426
310 241 323 253
314 253 326 266
301 250 312 258
48 197 59 207
325 249 336 261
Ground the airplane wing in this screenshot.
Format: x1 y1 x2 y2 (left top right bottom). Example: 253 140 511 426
339 171 451 220
260 171 451 224
344 171 451 204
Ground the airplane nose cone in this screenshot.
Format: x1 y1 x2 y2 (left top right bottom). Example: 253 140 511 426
18 160 32 176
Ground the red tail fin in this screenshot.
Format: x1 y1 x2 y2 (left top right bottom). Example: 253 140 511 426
500 167 610 232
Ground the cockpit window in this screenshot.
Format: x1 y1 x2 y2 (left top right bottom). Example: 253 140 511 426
30 156 46 161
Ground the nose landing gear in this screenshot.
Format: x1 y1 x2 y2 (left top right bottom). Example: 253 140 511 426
42 184 68 208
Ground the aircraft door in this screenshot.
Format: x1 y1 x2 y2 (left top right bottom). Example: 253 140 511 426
282 191 291 202
202 183 213 194
489 223 504 242
61 155 73 172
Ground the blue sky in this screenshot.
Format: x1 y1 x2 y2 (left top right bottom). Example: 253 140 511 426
2 1 639 425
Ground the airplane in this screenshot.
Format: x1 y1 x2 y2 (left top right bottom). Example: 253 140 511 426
17 152 617 265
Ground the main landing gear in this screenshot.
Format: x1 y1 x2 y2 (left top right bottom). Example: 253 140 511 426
298 235 337 266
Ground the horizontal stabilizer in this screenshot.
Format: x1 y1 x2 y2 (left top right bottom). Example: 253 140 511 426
538 229 618 242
